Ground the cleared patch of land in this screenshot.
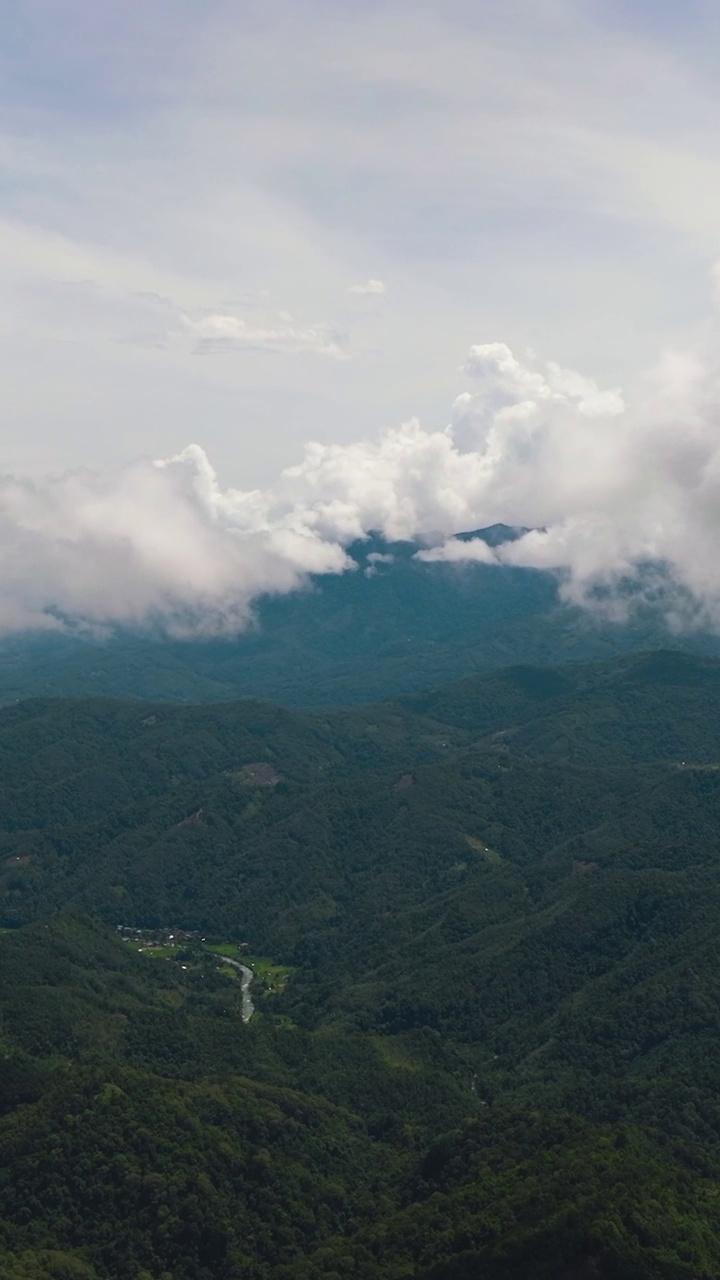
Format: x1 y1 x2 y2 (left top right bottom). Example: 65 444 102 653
245 955 293 994
465 834 503 864
225 762 281 786
203 942 245 959
672 761 720 770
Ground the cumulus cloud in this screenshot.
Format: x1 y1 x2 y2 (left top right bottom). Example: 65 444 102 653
0 453 351 636
348 279 386 296
417 323 720 630
7 295 720 636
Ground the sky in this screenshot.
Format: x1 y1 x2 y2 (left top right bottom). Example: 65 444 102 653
5 0 720 632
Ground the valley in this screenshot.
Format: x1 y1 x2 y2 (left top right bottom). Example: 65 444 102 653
3 650 720 1275
3 1 714 1274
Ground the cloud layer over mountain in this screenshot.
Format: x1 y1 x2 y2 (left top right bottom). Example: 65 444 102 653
4 297 720 636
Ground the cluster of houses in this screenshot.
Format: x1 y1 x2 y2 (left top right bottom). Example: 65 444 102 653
115 925 204 949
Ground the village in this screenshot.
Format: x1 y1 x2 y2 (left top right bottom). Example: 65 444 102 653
115 924 249 952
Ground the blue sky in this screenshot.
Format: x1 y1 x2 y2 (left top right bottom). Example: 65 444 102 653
2 0 720 482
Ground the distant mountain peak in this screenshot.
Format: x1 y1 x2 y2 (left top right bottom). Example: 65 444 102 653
456 523 531 547
346 523 531 565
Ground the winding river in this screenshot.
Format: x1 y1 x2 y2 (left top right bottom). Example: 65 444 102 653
220 956 255 1022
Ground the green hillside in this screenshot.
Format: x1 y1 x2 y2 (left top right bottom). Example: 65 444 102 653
5 652 720 1276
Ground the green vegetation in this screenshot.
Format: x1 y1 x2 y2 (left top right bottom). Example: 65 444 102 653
6 651 720 1275
245 955 293 994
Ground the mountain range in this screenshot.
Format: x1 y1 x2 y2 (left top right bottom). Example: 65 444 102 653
1 526 718 708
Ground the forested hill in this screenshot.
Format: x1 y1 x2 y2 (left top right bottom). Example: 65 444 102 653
6 651 720 1277
2 527 720 707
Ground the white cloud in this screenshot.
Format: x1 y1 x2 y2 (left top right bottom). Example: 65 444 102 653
0 449 352 636
0 266 349 362
6 1 720 488
348 279 386 296
411 316 720 631
462 343 624 419
2 314 720 636
364 550 394 577
9 5 720 634
416 538 497 565
185 311 348 358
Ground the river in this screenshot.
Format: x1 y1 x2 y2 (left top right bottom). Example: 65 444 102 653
220 956 255 1022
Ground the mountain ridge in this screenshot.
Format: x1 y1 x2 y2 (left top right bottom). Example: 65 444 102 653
2 527 719 708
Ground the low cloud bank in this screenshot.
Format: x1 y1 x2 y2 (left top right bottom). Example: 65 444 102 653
4 313 720 636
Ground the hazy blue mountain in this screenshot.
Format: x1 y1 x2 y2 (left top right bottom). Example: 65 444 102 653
0 525 717 707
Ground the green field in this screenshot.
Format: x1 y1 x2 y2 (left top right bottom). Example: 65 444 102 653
244 955 293 993
201 945 292 992
203 942 242 958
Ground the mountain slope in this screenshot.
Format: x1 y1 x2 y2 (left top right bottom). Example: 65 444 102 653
6 652 720 1276
2 919 720 1280
2 529 719 707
